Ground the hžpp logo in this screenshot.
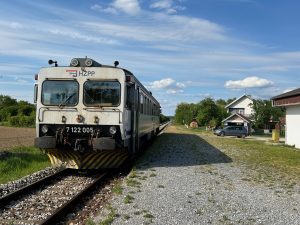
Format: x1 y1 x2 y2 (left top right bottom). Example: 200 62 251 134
66 70 95 77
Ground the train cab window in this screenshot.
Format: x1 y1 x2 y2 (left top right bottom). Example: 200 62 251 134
84 81 121 106
41 80 79 106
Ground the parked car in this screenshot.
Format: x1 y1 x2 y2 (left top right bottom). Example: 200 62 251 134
213 126 248 138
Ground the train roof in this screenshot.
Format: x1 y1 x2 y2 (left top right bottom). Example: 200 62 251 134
44 57 160 107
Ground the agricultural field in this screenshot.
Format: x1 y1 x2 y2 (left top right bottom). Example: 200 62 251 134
0 126 35 150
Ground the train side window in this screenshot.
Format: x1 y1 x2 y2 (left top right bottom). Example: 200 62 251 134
140 94 143 114
144 96 147 114
152 103 154 115
34 84 38 103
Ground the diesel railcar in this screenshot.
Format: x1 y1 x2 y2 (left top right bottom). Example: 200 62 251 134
34 58 161 169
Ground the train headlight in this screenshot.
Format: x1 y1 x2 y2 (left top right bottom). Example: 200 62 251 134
109 126 117 135
41 125 49 134
62 116 67 123
85 58 93 67
70 58 79 67
76 115 84 123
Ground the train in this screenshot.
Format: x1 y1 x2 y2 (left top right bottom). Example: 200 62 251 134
34 57 161 169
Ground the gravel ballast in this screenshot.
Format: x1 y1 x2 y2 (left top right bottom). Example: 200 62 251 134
0 167 61 198
94 126 300 225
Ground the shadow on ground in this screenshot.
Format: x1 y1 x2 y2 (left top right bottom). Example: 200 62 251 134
137 131 232 168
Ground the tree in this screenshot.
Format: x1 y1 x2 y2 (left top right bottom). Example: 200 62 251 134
251 99 285 129
196 98 219 126
174 103 197 124
174 97 232 127
0 95 36 127
0 95 17 109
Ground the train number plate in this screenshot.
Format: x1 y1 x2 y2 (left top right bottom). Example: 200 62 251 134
65 126 94 133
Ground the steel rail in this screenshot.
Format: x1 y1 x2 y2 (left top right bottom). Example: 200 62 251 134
40 171 108 225
0 169 70 208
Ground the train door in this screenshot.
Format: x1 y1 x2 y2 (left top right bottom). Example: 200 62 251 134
127 84 140 154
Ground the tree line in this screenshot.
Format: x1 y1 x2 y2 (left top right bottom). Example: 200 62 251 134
174 97 285 129
0 94 171 128
0 95 35 127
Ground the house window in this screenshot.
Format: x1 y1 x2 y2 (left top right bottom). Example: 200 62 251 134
238 109 244 115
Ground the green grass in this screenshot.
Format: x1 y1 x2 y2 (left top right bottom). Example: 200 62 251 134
0 146 50 184
126 178 141 188
85 218 96 225
99 205 118 225
112 183 123 195
143 213 154 219
124 194 135 204
174 125 300 188
208 136 299 172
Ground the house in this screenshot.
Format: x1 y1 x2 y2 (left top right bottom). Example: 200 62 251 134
222 94 254 133
225 94 254 117
272 88 300 149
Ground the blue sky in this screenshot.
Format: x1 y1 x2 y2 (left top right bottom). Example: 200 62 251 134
0 0 300 115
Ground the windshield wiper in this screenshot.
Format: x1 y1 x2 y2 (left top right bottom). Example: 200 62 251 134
59 93 76 108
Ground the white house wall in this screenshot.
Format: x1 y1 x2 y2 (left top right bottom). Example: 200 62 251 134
229 97 254 116
286 105 300 149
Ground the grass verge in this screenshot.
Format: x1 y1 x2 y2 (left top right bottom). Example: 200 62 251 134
176 125 300 187
0 146 50 184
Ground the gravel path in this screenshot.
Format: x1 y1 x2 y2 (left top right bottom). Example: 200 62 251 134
94 126 300 225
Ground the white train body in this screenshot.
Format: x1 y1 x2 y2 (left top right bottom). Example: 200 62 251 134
34 58 160 168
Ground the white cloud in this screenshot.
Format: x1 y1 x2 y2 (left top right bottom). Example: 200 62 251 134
91 4 118 15
150 78 174 89
82 14 226 43
150 0 185 14
148 78 185 94
112 0 141 15
224 76 274 89
150 0 173 10
46 28 120 45
9 22 22 29
282 88 297 94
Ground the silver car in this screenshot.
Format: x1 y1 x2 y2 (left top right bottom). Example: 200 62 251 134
214 126 248 138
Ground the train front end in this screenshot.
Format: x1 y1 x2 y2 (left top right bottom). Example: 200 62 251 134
34 58 130 169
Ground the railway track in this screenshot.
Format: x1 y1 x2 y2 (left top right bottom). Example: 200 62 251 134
0 169 108 225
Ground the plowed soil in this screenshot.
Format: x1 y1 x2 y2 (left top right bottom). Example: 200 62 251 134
0 126 35 150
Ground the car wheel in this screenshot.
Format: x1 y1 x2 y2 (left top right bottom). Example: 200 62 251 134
241 134 246 138
220 132 225 137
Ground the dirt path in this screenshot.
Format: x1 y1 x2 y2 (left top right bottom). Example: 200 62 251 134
0 126 35 150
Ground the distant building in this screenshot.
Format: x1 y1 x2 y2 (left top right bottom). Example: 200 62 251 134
272 88 300 148
225 94 254 117
222 94 254 133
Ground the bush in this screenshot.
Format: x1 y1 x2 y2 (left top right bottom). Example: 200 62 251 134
0 95 36 127
9 115 35 127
